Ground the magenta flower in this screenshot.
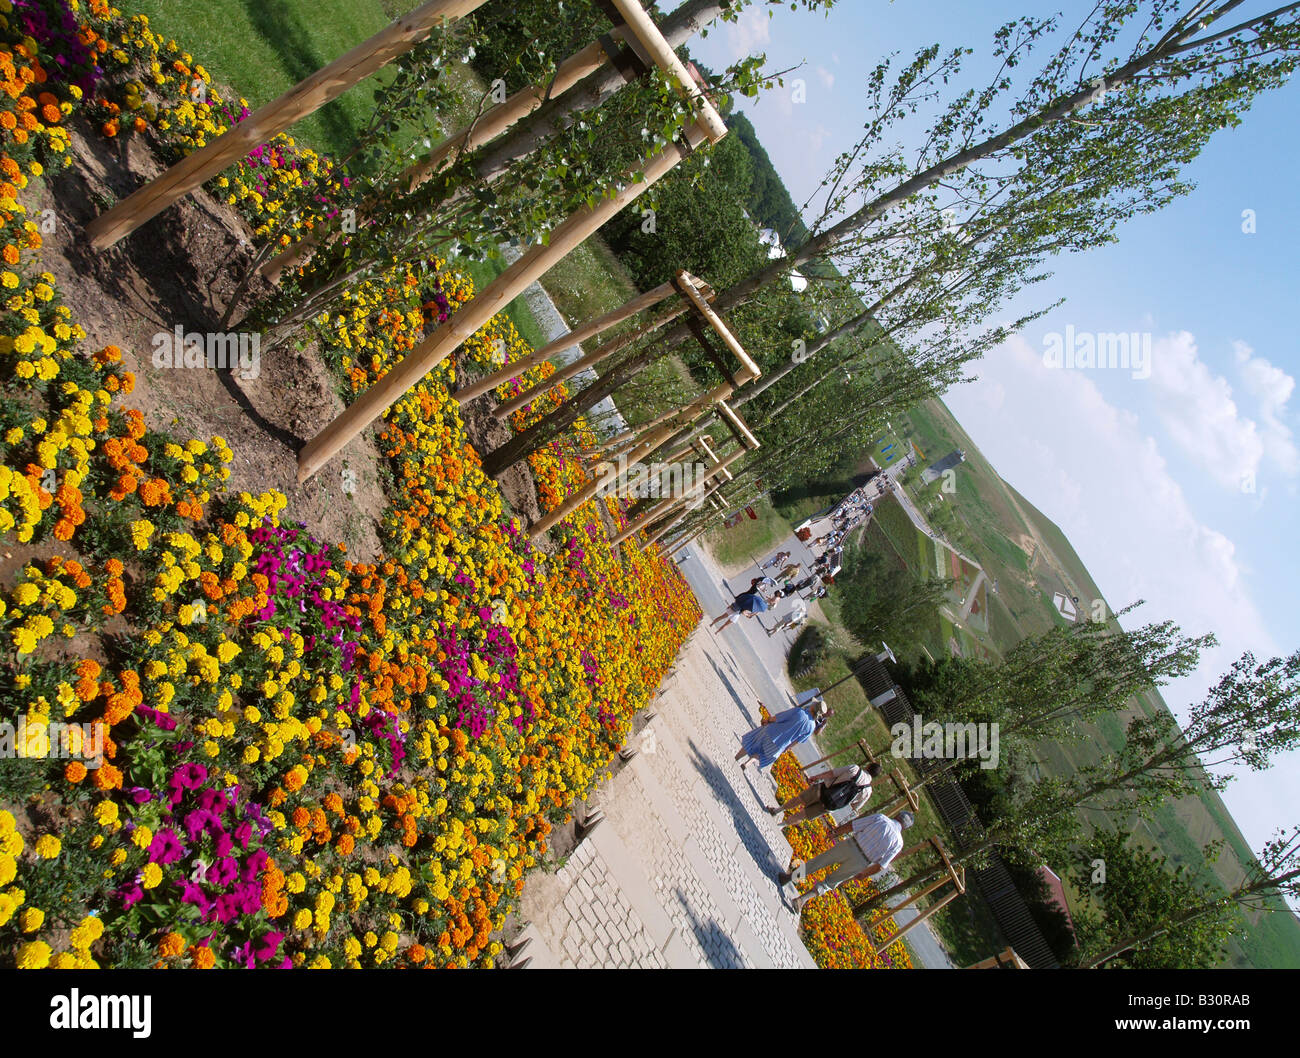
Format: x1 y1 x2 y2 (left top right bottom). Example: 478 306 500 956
148 828 186 865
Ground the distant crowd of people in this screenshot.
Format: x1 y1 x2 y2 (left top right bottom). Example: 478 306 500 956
702 486 918 912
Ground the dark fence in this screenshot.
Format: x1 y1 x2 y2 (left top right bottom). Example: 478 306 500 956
857 656 1060 968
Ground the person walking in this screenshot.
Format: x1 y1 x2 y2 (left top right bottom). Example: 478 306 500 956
767 598 808 636
734 699 828 771
780 811 914 911
765 762 881 826
709 590 770 631
761 550 792 571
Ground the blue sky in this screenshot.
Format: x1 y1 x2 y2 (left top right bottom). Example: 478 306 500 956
679 1 1300 869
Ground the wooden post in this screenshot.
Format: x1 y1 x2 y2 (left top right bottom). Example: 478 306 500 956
297 133 707 483
456 281 677 402
965 947 1028 969
876 773 920 817
802 738 880 772
85 0 489 250
870 879 963 956
663 520 710 557
610 443 746 547
491 299 692 419
643 475 730 548
608 0 727 144
403 40 612 193
525 378 733 539
603 406 690 459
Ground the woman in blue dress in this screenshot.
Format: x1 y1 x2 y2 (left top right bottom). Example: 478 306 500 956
734 698 829 771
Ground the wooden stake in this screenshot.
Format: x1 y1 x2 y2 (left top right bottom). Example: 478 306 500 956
456 281 677 402
676 271 760 383
608 0 726 144
871 882 963 956
491 299 692 419
876 772 920 817
611 444 746 547
525 379 733 539
263 38 623 282
643 477 729 548
85 0 489 250
297 136 702 483
403 40 612 193
802 738 880 771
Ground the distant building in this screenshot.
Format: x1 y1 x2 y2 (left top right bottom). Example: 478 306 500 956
758 228 808 292
1036 865 1077 940
920 448 966 484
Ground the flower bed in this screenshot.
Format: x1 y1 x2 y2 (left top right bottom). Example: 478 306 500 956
771 749 912 969
0 0 699 968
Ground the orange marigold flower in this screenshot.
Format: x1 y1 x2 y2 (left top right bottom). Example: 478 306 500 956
190 945 215 969
65 761 87 783
92 762 123 790
157 932 185 958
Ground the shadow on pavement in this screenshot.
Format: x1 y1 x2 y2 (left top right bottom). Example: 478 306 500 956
685 738 784 881
674 888 746 969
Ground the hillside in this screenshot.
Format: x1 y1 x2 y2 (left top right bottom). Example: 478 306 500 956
887 398 1300 968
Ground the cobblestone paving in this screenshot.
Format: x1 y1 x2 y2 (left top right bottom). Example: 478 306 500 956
547 840 668 969
517 631 814 969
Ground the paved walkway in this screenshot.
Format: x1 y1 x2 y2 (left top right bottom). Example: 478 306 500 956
518 618 815 968
514 533 957 969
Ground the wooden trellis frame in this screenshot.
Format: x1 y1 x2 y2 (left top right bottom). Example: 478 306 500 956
799 740 919 817
966 947 1029 969
295 3 728 483
85 0 492 249
642 475 730 549
487 269 715 421
262 24 658 283
867 838 966 957
610 404 758 549
529 382 756 542
458 274 712 408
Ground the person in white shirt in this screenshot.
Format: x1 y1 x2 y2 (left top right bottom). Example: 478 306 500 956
767 598 808 636
779 811 914 911
764 762 880 825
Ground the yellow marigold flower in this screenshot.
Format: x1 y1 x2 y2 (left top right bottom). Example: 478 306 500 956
16 940 52 969
34 834 60 859
141 862 163 889
19 906 43 932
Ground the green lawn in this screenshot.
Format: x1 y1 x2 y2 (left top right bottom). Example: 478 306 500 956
704 499 791 570
128 0 399 159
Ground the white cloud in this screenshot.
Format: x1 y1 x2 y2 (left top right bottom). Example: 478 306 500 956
947 334 1279 689
947 333 1299 903
1233 340 1300 476
815 64 834 91
1145 331 1265 490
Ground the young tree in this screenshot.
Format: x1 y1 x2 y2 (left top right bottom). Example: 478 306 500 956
499 2 1300 468
857 648 1300 907
1075 825 1300 969
1068 829 1234 969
